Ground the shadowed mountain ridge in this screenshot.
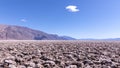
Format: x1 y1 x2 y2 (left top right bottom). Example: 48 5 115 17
0 24 75 40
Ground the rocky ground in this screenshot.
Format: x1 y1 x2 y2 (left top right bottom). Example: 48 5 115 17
0 40 120 68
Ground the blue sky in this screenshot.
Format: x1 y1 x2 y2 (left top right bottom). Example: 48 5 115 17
0 0 120 39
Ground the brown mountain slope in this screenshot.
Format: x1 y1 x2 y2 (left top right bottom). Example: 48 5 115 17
0 24 71 40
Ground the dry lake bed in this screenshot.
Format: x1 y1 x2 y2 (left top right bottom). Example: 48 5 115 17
0 40 120 68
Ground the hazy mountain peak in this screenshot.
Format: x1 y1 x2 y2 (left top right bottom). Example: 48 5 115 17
0 24 75 40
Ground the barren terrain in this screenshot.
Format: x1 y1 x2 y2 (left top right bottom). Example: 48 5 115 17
0 40 120 68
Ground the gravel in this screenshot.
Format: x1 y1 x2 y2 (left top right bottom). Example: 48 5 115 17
0 40 120 68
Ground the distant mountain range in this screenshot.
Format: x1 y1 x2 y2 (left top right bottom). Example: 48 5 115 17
79 38 120 41
103 38 120 40
0 24 119 40
0 24 75 40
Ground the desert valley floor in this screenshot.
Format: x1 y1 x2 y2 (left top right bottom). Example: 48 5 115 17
0 40 120 68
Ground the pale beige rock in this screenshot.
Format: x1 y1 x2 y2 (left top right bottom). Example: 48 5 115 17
66 65 77 68
9 64 17 68
0 41 120 68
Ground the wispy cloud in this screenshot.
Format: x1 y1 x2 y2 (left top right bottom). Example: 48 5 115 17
20 19 27 22
66 5 79 12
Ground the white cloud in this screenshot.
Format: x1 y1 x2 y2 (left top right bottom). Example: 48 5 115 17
66 5 79 12
20 19 27 22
